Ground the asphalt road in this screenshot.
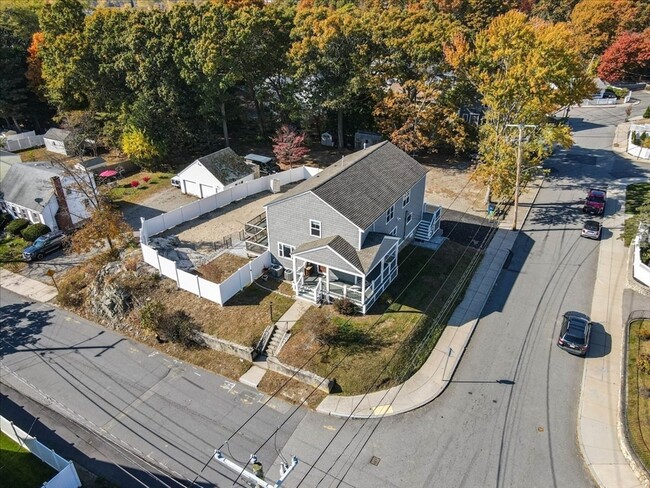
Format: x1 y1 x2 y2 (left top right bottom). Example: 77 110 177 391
0 289 306 487
270 93 650 487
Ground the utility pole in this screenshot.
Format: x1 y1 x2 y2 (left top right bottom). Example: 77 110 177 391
506 123 537 231
212 451 299 488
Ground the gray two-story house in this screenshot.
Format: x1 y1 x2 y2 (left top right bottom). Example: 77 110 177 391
262 141 439 314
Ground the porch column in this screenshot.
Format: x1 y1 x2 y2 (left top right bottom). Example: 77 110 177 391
292 254 297 290
325 266 330 293
361 274 366 308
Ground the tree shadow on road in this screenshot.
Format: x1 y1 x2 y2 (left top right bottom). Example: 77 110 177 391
0 301 54 356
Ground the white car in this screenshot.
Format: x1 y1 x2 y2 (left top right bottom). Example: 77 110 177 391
171 175 180 188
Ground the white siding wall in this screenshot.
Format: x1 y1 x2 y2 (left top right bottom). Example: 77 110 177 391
61 175 96 226
5 197 58 230
44 138 68 155
178 162 220 197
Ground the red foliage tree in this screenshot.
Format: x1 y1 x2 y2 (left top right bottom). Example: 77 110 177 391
598 29 650 83
26 32 45 99
271 125 311 169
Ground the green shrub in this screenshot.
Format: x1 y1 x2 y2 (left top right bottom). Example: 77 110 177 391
333 298 357 316
140 300 166 330
0 213 12 231
5 218 29 236
644 105 650 118
21 223 51 242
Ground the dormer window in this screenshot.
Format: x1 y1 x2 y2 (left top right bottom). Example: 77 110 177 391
386 204 394 223
310 219 321 237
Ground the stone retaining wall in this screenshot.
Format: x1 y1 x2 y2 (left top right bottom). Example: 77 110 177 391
199 332 255 361
266 356 333 393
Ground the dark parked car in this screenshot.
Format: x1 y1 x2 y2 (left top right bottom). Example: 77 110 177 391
22 231 66 261
557 312 592 356
581 220 602 240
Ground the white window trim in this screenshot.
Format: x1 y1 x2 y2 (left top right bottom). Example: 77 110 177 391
386 204 394 224
406 211 412 225
310 219 321 237
403 190 410 207
278 242 294 258
390 227 397 236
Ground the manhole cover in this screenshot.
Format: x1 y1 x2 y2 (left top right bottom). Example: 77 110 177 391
370 456 381 466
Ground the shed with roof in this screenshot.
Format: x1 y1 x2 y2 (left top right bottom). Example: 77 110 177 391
44 128 72 155
175 148 255 198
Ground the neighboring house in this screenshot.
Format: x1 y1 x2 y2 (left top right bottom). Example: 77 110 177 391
176 148 255 198
0 162 97 231
258 141 439 314
44 128 71 155
0 150 22 165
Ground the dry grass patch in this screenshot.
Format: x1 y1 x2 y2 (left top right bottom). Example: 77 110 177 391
257 370 327 409
627 319 650 470
279 242 480 395
136 329 252 379
196 253 250 283
145 278 294 347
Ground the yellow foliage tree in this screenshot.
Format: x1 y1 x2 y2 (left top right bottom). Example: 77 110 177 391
121 127 160 169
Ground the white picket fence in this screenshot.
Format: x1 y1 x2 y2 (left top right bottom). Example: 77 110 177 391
139 165 320 305
3 131 45 151
1 416 81 488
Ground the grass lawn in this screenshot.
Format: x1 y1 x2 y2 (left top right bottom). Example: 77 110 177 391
626 319 650 471
0 234 28 271
141 277 295 348
278 242 480 395
623 182 650 246
107 171 176 204
196 253 250 283
0 432 56 488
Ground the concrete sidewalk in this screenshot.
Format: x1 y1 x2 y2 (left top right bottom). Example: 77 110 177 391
0 268 58 302
578 182 650 488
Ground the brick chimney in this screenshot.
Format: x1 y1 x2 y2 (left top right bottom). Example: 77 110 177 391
51 176 74 231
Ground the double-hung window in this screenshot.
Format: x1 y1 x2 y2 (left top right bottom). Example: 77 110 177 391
402 190 410 207
406 211 412 225
278 242 294 258
386 204 394 224
310 220 321 237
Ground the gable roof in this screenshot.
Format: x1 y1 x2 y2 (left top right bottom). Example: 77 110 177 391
1 162 65 211
44 128 71 142
267 141 427 229
293 232 398 274
191 148 253 185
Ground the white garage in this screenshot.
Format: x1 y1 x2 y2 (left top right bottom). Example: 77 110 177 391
175 147 255 198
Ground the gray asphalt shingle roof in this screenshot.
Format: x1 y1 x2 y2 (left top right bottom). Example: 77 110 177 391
267 141 427 229
1 162 65 211
294 232 396 274
195 148 253 185
44 128 70 142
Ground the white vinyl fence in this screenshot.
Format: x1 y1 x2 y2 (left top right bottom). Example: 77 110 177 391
3 131 45 151
628 124 650 160
139 165 320 304
633 231 650 287
140 165 320 243
1 416 81 488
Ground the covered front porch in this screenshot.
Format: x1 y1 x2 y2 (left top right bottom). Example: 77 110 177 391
291 239 399 314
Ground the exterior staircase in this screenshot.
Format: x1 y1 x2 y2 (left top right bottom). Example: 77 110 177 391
264 324 289 357
415 218 434 241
